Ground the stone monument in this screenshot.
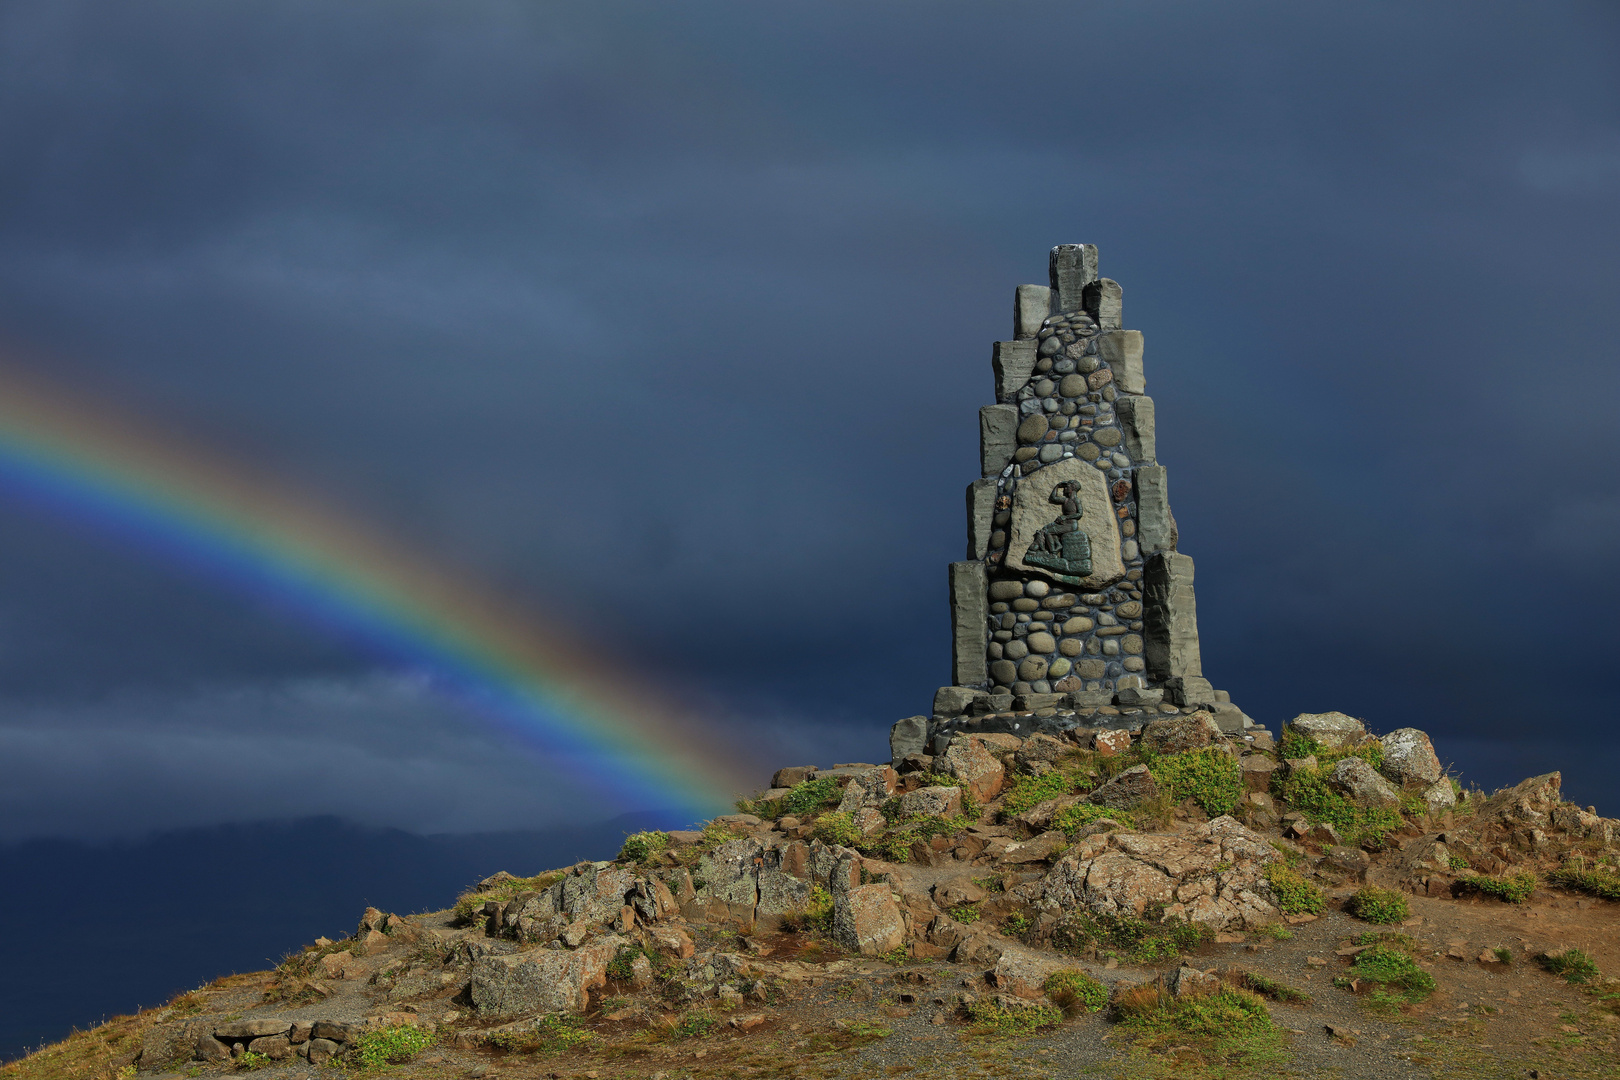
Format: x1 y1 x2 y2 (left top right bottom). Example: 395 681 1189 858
896 245 1257 758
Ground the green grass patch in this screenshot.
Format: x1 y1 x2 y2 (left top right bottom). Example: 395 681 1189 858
1264 861 1325 915
352 1025 436 1069
235 1051 272 1071
1537 948 1600 984
1346 884 1409 925
852 812 974 863
768 776 844 819
810 811 861 847
1051 909 1211 963
1253 923 1294 941
1116 984 1287 1071
1052 802 1132 837
668 1012 719 1039
1149 748 1245 818
1547 861 1620 901
1043 969 1108 1014
1233 970 1312 1005
617 830 669 864
999 770 1083 819
451 870 566 924
1457 870 1537 903
964 999 1063 1036
947 902 982 924
1335 944 1436 1006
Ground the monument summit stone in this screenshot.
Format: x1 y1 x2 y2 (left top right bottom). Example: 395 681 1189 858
918 245 1254 748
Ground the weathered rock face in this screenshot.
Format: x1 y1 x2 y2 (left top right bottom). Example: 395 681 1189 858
471 935 625 1016
833 883 905 955
1139 713 1220 754
836 767 898 813
696 839 762 907
1327 757 1401 809
900 785 963 817
1380 728 1444 785
1039 816 1278 930
1481 772 1562 825
1288 712 1366 749
940 737 1005 803
1088 764 1158 809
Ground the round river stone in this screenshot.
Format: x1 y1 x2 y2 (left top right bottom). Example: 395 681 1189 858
1016 414 1049 444
1025 631 1056 654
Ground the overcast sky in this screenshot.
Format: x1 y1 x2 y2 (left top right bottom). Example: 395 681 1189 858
0 0 1616 840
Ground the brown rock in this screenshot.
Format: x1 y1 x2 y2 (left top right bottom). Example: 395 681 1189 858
940 737 1005 803
194 1036 232 1063
305 1039 340 1065
1140 713 1221 754
650 926 695 959
834 883 905 955
1088 764 1159 809
1240 755 1277 792
310 1021 353 1043
215 1020 290 1040
900 785 963 817
1092 729 1133 756
246 1036 291 1060
773 766 817 788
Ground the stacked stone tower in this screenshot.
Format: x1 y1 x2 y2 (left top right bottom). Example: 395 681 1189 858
915 245 1254 747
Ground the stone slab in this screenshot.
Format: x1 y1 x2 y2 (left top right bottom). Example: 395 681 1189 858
1048 244 1098 312
1097 330 1144 393
890 715 928 761
949 561 988 686
1001 458 1124 588
1014 284 1051 339
979 405 1018 478
1134 465 1174 556
1084 278 1124 330
1116 394 1155 462
966 478 997 558
992 340 1038 404
1144 552 1202 683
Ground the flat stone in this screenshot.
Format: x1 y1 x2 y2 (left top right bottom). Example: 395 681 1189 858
1115 394 1155 461
215 1021 290 1040
1289 712 1366 750
472 936 626 1016
1140 713 1221 754
933 687 985 718
979 405 1019 478
1061 616 1094 634
1096 329 1143 391
966 478 998 558
1014 284 1052 340
1002 458 1125 588
993 340 1038 403
1092 426 1121 447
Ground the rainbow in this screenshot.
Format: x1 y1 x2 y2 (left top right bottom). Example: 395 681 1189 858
0 361 753 823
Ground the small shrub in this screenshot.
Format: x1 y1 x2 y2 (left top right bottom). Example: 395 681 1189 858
1002 913 1032 938
947 902 982 924
1116 984 1283 1067
1043 970 1108 1015
1264 861 1325 916
532 1014 593 1053
1537 948 1600 985
774 776 844 818
606 945 643 981
965 999 1063 1035
780 884 835 935
1337 945 1436 1005
352 1025 436 1069
1052 802 1132 837
1346 885 1409 925
1252 923 1294 941
1492 946 1513 965
236 1051 272 1071
1458 870 1537 904
670 1011 719 1039
1448 855 1471 870
999 770 1082 819
811 811 861 847
618 830 669 865
1271 747 1402 847
1150 749 1245 818
1052 909 1210 963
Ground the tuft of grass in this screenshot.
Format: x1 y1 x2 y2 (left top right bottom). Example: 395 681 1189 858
1270 739 1402 846
1052 802 1132 837
1335 944 1435 1007
606 944 646 981
1051 908 1211 963
352 1025 435 1069
1346 884 1409 925
947 902 982 924
1537 948 1600 985
668 1012 719 1039
618 830 669 865
1264 861 1325 915
999 770 1084 819
771 776 844 819
1492 946 1514 965
533 1014 593 1053
1229 969 1312 1005
451 870 566 924
1149 748 1245 817
1115 984 1286 1070
1548 859 1620 901
964 999 1064 1036
810 811 861 847
1043 970 1108 1015
236 1051 272 1071
1253 922 1294 941
1457 870 1537 903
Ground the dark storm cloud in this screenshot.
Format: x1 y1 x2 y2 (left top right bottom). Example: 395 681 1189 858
0 0 1616 837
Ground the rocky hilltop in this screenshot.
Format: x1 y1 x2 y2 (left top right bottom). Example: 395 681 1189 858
8 710 1619 1080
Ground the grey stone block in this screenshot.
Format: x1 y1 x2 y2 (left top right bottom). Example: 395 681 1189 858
1048 245 1098 312
1083 278 1124 329
992 340 1038 403
1014 284 1052 339
1144 552 1203 683
1165 676 1216 707
1067 689 1114 708
1116 395 1155 462
1134 466 1175 555
1013 693 1065 711
1210 702 1252 733
933 686 985 717
979 405 1018 478
966 479 997 559
890 715 929 761
949 561 988 687
1097 330 1144 393
1114 687 1164 707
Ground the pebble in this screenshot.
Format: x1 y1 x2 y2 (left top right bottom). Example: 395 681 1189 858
1034 378 1056 397
1039 444 1063 462
1025 580 1049 598
1003 640 1029 660
1062 616 1094 633
1112 452 1131 467
1053 357 1075 374
1026 631 1056 653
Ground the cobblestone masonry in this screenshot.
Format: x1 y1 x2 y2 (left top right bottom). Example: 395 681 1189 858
934 246 1251 737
